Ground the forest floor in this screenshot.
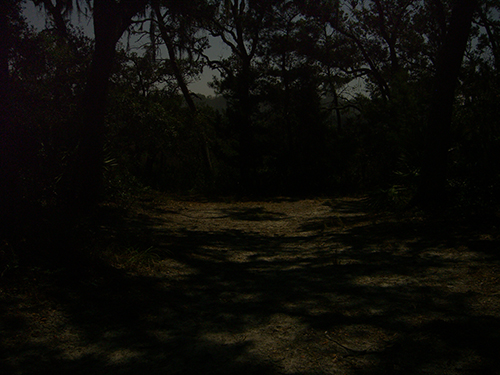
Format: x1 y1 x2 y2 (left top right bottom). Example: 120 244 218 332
2 192 500 374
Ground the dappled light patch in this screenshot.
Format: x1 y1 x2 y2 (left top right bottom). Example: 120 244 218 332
353 274 412 288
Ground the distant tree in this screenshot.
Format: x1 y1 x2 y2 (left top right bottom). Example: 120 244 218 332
476 0 500 71
150 0 208 111
150 0 215 178
107 46 221 193
32 0 77 39
255 1 331 192
332 0 435 100
206 0 279 191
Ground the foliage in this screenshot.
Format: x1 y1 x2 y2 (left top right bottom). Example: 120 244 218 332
107 53 225 193
448 62 500 212
6 0 500 213
8 19 92 206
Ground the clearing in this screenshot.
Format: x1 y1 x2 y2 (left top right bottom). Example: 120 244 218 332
2 195 500 374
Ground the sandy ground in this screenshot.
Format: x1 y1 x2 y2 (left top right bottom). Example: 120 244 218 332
2 195 500 374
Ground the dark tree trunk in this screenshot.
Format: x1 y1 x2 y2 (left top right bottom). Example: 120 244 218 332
153 2 196 112
74 8 122 206
153 1 214 178
40 0 70 39
73 0 147 207
236 60 254 192
0 1 21 220
332 85 342 132
414 0 478 208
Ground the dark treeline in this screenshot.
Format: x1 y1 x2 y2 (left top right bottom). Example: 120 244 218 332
2 0 500 218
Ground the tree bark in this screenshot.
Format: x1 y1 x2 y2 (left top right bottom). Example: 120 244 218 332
152 2 197 112
414 0 478 208
73 0 147 207
153 2 214 178
235 59 255 192
39 0 70 39
0 1 21 220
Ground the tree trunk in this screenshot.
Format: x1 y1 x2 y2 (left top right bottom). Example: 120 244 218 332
73 0 147 207
331 83 342 132
40 0 70 39
153 2 196 112
414 0 478 208
153 2 214 179
0 1 21 220
236 60 254 192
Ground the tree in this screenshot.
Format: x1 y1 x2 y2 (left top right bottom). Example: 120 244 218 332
206 0 278 191
31 0 151 206
151 0 214 177
0 0 23 220
255 1 332 192
476 0 500 71
32 0 75 39
74 0 150 206
151 0 205 112
334 0 435 101
414 0 479 208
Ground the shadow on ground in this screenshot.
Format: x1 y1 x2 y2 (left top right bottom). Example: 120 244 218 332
2 197 500 374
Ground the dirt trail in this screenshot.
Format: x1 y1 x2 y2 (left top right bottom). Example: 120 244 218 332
2 196 500 374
